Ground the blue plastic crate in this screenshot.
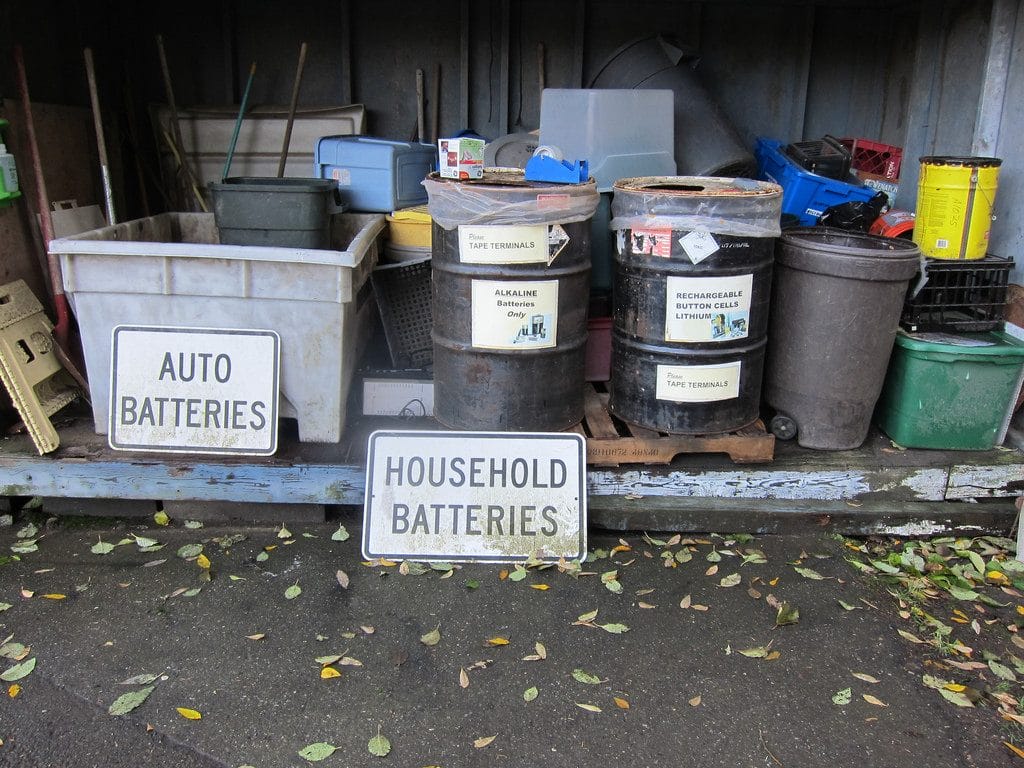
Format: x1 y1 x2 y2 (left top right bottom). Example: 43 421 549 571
315 136 436 213
755 137 876 226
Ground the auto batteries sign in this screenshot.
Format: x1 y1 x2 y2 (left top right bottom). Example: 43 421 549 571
109 325 280 455
363 431 586 563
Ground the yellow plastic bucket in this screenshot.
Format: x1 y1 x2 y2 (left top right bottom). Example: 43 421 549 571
385 205 432 247
913 156 1001 260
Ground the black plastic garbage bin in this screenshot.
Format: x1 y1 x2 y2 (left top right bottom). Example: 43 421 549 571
764 228 920 450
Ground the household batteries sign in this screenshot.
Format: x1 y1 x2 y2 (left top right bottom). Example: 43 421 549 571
363 431 586 563
109 326 280 455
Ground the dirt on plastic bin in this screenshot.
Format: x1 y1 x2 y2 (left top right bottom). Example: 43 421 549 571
764 228 920 450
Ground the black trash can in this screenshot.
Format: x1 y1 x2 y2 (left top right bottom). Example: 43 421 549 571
764 228 921 450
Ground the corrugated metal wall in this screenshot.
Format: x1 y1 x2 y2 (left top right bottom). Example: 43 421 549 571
2 0 1019 278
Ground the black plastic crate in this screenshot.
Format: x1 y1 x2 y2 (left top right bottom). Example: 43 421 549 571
370 257 433 369
901 255 1012 333
783 136 852 180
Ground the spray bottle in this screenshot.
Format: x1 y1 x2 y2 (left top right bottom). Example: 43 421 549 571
0 119 21 206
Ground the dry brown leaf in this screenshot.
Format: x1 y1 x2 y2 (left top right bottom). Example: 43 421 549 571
473 736 496 749
245 633 266 641
499 570 509 581
692 604 709 612
688 695 701 707
1003 741 1024 759
862 694 888 707
360 626 375 634
679 594 692 609
486 637 510 646
705 565 719 577
459 668 469 688
529 584 550 591
852 672 880 684
613 697 630 709
637 602 656 609
336 570 350 589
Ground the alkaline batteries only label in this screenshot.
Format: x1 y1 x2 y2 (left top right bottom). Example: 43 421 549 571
665 274 753 342
655 361 741 403
471 279 558 350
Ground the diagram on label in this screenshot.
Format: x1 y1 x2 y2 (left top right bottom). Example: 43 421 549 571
665 274 753 343
629 228 672 258
471 279 558 350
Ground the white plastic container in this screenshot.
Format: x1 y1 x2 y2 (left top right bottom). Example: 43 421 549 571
539 89 676 191
49 212 384 443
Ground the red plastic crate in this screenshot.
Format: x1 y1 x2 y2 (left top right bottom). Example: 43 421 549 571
839 137 903 180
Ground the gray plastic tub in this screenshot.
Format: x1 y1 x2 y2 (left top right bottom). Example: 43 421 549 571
209 177 339 248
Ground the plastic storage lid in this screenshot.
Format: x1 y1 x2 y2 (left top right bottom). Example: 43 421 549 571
918 156 1003 168
387 205 432 222
894 330 1024 358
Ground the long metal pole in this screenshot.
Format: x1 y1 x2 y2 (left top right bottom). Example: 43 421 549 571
83 48 116 225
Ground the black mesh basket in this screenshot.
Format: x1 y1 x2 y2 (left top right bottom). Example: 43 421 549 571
370 257 433 368
901 255 1012 333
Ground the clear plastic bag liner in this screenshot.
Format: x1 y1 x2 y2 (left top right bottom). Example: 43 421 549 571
610 176 783 238
424 174 600 230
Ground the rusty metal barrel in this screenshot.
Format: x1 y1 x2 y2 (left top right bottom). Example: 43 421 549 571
609 176 782 433
424 169 600 430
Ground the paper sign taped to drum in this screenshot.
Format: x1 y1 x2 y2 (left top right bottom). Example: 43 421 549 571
665 274 753 343
656 361 742 403
471 279 558 350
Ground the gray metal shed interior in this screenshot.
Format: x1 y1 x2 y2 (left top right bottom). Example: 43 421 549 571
1 0 1021 285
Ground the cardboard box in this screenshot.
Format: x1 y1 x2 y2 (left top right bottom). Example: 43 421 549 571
438 138 484 179
856 170 899 204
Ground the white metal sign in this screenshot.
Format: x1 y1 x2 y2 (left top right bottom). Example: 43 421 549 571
109 325 280 455
363 431 587 563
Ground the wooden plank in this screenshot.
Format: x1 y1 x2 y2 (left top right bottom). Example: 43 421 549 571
583 385 619 439
587 431 775 466
946 464 1024 499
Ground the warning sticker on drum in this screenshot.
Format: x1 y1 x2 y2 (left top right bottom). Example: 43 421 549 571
665 274 753 342
459 225 570 265
628 228 672 258
655 361 741 403
471 279 558 350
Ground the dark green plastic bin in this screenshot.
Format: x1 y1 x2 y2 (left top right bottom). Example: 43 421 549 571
876 330 1024 450
209 177 338 248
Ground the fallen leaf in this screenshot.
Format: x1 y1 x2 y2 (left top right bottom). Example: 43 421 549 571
529 584 550 591
598 623 629 634
8 683 20 698
361 626 375 635
340 656 362 667
679 595 692 609
177 544 203 559
91 539 115 555
852 672 880 684
692 604 709 612
637 601 656 609
133 536 159 549
176 707 202 720
688 695 702 707
898 629 926 644
739 646 769 658
705 565 719 577
246 633 266 641
460 668 470 688
774 602 799 627
576 703 602 713
184 520 203 529
832 687 852 706
421 627 441 646
284 583 302 600
990 660 1017 682
1003 742 1024 759
719 573 742 588
499 569 509 581
486 637 510 646
298 742 338 762
278 525 292 539
320 667 341 679
793 566 826 580
577 609 599 623
862 694 888 707
154 511 170 526
336 570 349 589
523 686 538 702
838 600 859 611
0 657 36 682
473 735 496 749
508 566 528 582
331 524 350 542
535 642 547 659
614 697 630 709
108 685 155 715
196 553 211 570
41 594 66 601
572 669 603 684
368 731 392 757
940 688 974 707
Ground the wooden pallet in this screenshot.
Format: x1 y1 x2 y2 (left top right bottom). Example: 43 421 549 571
575 384 775 466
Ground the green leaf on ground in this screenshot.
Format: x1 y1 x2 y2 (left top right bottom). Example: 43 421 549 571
16 523 38 539
278 525 292 539
739 647 769 658
11 541 38 554
184 520 204 529
577 609 598 623
91 538 115 555
331 524 350 542
939 688 974 707
176 544 203 559
523 686 538 702
508 566 528 582
989 660 1017 682
0 603 10 612
1 657 36 681
832 687 852 705
153 511 170 526
598 623 629 634
108 684 155 715
719 573 742 588
298 743 337 762
284 583 302 600
572 669 602 684
775 602 800 627
420 626 441 646
947 585 980 601
367 732 391 757
133 536 159 549
793 566 826 580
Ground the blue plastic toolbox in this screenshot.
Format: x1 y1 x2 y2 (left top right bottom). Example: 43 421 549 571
315 136 436 212
755 137 876 226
